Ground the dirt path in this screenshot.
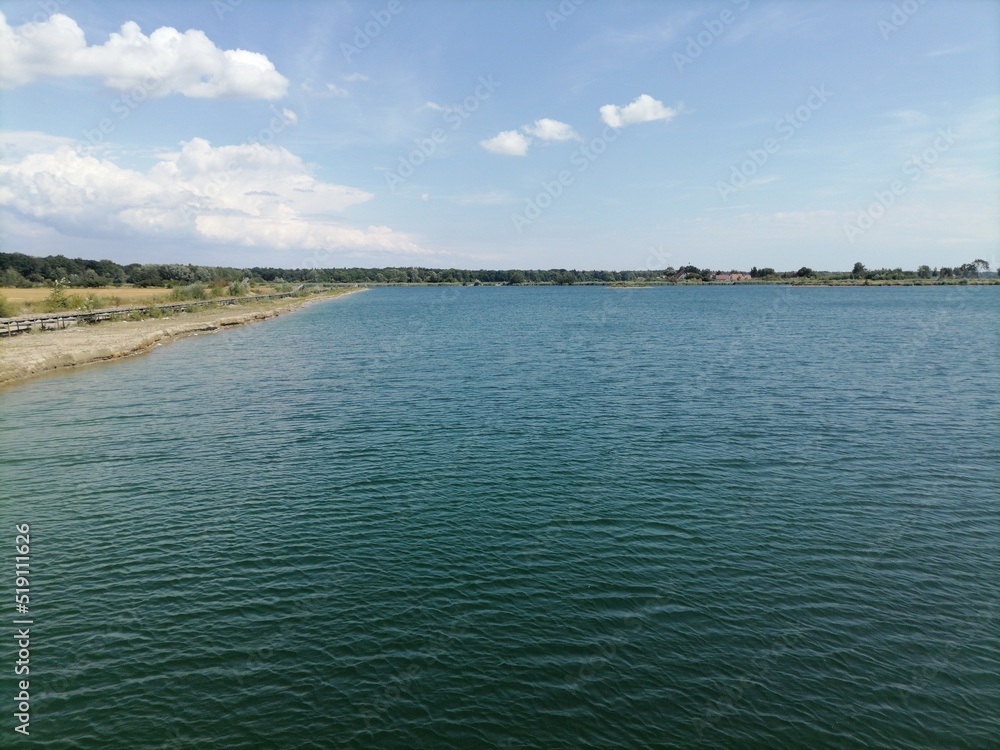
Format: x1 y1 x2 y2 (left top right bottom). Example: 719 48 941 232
0 290 364 388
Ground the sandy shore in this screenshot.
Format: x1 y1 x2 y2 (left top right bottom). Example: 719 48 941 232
0 289 364 388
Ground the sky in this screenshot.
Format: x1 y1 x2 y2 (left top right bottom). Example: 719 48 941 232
0 0 998 272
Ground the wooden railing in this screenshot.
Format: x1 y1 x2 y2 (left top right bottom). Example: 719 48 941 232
0 291 312 337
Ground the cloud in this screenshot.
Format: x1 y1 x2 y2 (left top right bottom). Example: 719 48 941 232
0 136 423 254
301 80 348 97
481 118 580 156
281 108 299 126
522 118 580 142
480 130 530 157
0 130 77 159
0 11 288 99
342 73 370 83
420 101 447 112
926 44 971 57
599 94 677 128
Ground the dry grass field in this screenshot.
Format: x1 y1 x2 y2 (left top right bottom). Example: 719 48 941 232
0 286 169 305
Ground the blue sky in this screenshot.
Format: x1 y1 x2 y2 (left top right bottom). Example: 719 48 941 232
0 0 997 272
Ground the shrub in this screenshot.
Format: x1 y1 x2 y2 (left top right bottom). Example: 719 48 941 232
170 283 208 301
0 295 16 318
40 280 73 312
81 294 105 312
227 280 248 296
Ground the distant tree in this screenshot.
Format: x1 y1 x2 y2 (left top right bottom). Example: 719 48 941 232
973 258 990 276
131 265 164 287
796 266 813 278
957 262 978 278
917 265 932 279
852 262 867 279
938 267 954 279
1 268 30 287
79 269 106 287
750 267 775 278
508 271 526 285
554 272 576 285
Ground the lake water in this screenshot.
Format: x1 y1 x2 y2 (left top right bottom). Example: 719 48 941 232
1 285 998 748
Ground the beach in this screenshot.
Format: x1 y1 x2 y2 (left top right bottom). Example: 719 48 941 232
0 289 364 387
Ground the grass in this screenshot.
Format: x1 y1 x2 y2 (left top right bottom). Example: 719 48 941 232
0 286 168 304
0 286 170 317
0 284 301 317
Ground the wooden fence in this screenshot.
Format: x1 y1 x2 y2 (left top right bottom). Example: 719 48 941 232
0 291 313 338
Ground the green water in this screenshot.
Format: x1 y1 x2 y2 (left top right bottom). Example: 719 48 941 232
1 286 998 748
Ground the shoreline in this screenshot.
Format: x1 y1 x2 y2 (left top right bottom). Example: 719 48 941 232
0 289 365 389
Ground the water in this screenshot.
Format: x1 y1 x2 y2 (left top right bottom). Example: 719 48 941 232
1 285 998 749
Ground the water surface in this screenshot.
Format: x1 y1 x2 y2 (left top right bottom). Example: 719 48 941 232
1 286 998 748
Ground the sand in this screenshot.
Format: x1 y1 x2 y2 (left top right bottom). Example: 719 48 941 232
0 289 364 388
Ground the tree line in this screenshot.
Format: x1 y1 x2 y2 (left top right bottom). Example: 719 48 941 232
0 252 992 288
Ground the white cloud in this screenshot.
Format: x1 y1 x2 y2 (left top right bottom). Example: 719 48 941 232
480 119 580 156
0 11 288 99
342 73 370 83
0 130 77 159
420 101 447 112
0 136 423 254
523 118 580 142
301 80 348 98
599 94 677 128
281 108 299 126
480 130 531 157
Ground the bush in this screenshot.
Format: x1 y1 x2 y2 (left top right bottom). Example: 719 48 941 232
0 295 16 318
40 280 70 311
170 283 208 301
227 280 248 296
81 294 105 312
1 268 31 287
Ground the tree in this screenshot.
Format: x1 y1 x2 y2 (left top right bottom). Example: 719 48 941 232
852 262 867 279
508 271 526 285
917 265 932 279
1 268 30 287
796 267 813 278
957 262 978 278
